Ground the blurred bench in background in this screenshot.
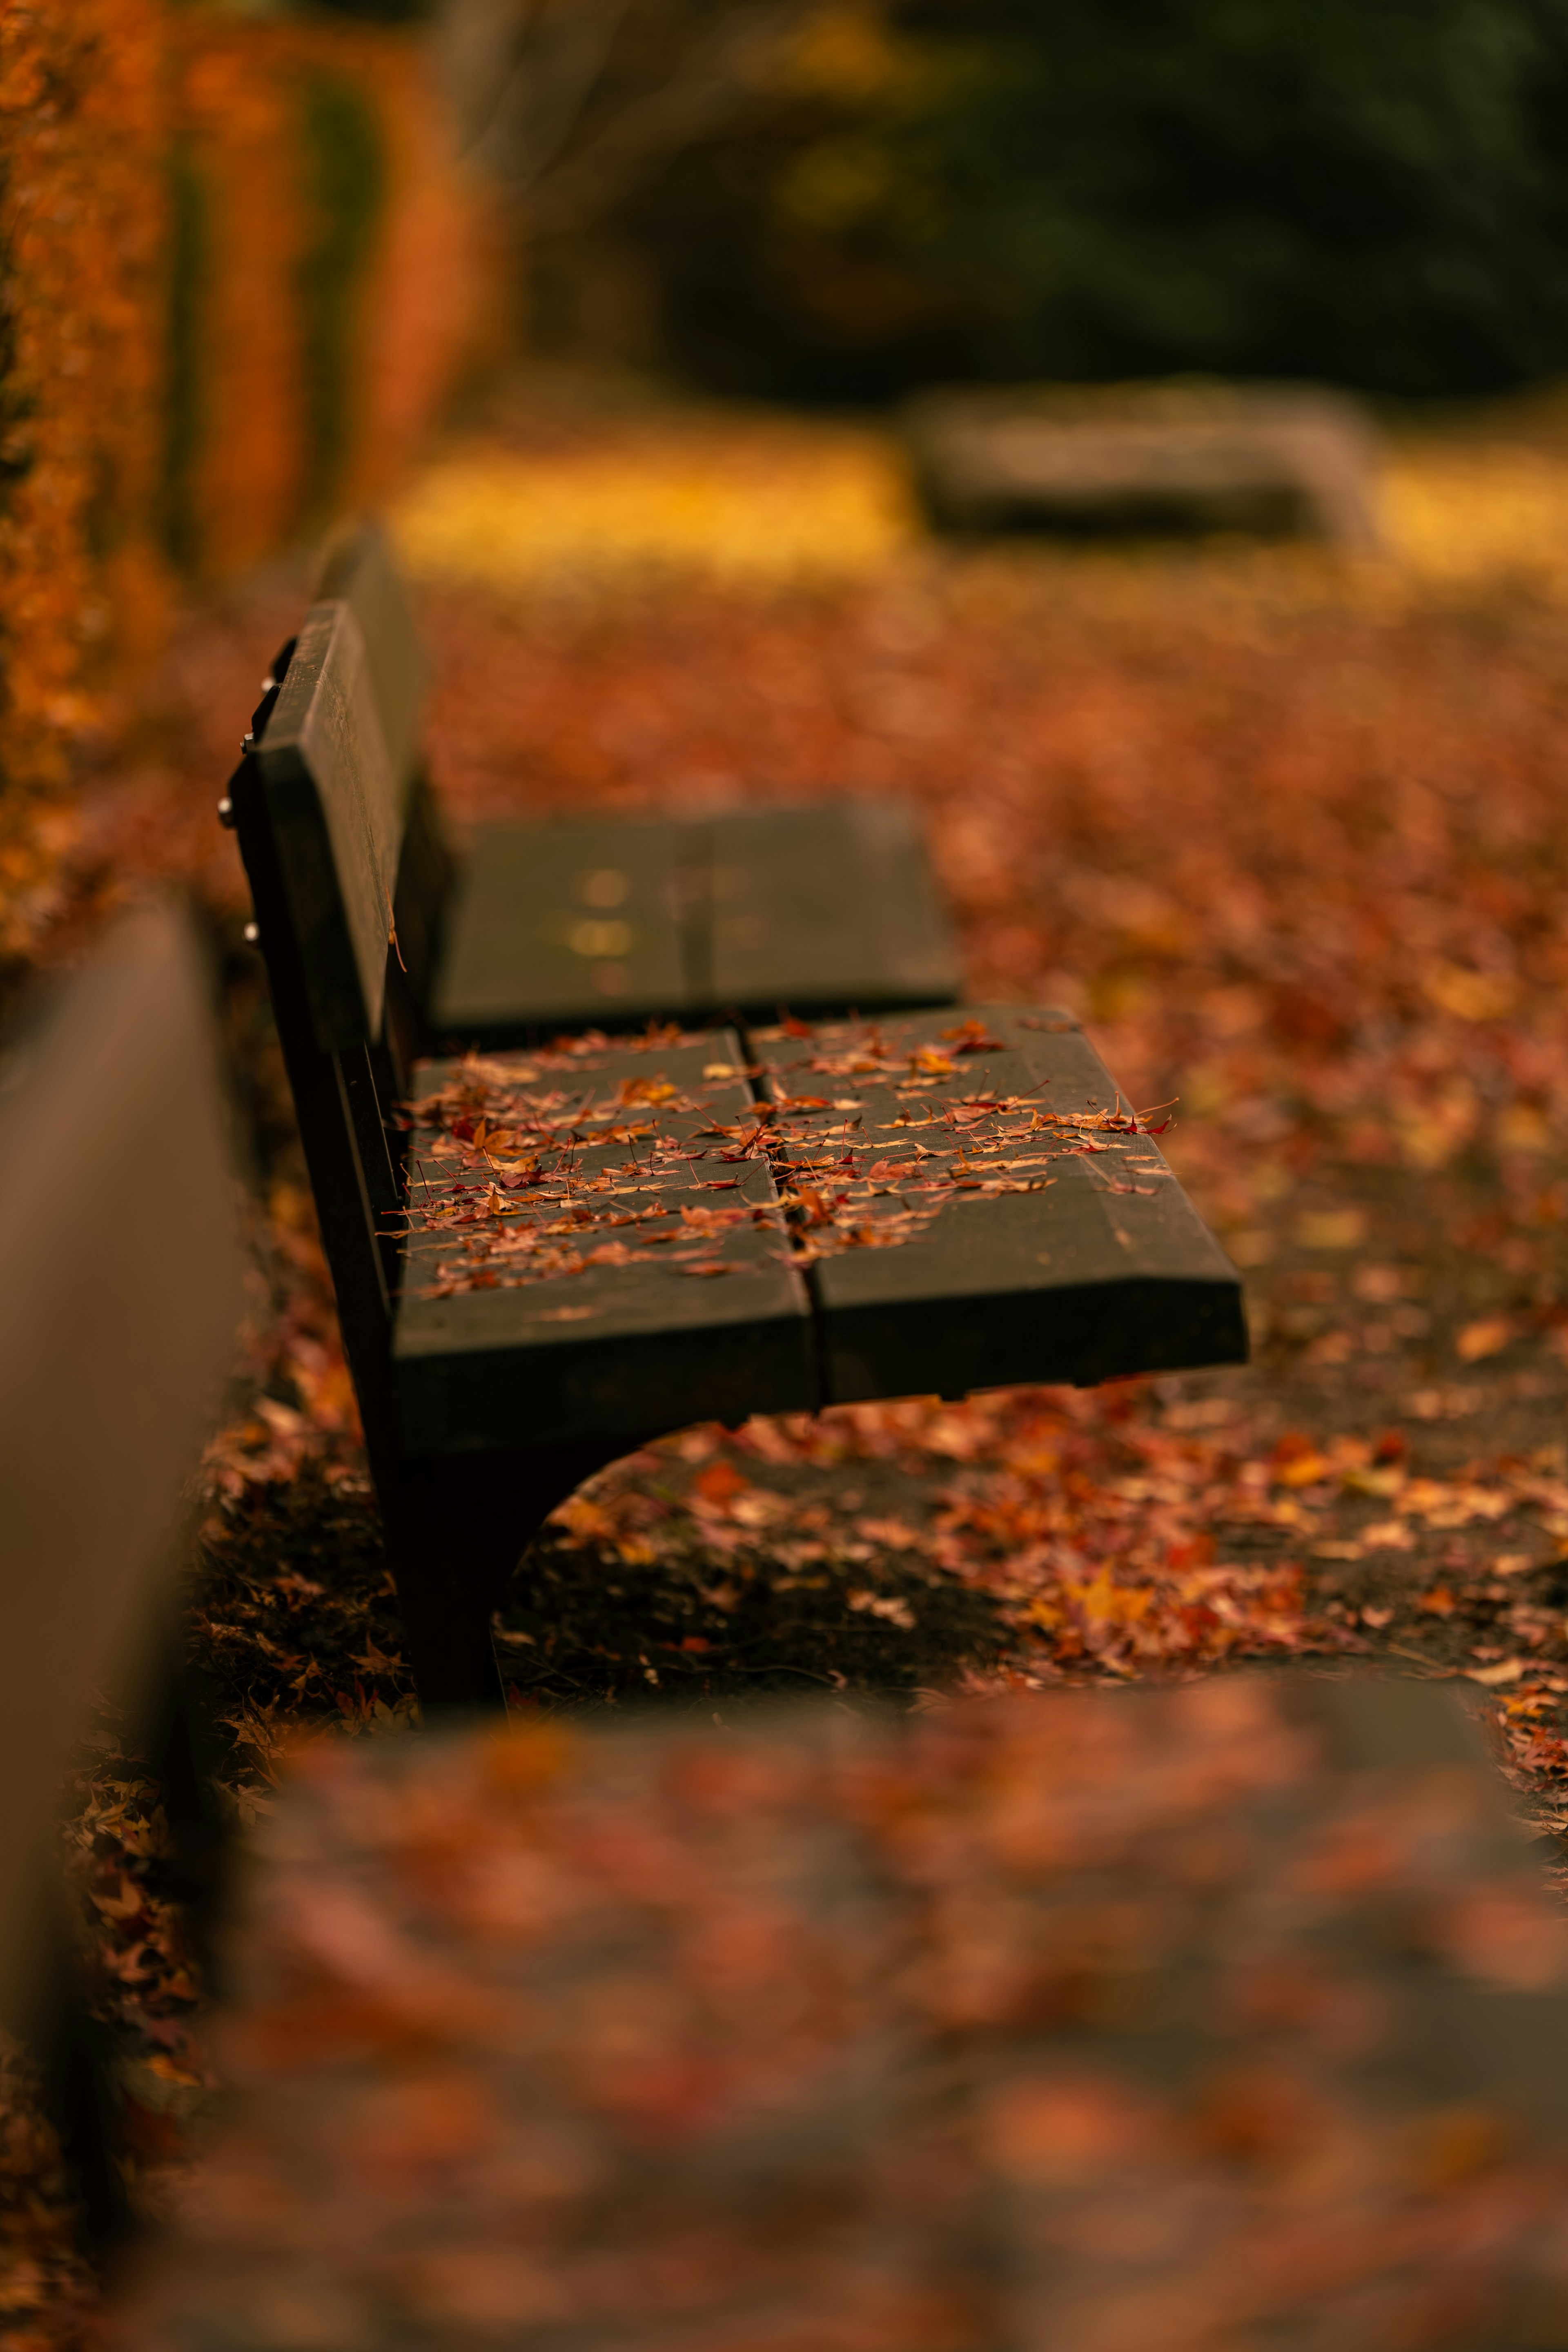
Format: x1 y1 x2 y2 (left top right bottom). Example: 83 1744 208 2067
0 902 243 2241
904 380 1382 550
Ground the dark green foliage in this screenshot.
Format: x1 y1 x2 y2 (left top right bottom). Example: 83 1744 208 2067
159 78 387 571
899 0 1568 393
640 0 1568 400
296 73 385 523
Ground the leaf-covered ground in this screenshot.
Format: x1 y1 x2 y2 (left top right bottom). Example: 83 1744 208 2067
15 383 1568 2340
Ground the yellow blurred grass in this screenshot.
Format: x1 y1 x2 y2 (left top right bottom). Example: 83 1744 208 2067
388 406 1568 604
1381 441 1568 596
389 420 919 589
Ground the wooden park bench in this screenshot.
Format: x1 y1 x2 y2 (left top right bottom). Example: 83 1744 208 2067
0 901 243 2241
225 592 1246 1711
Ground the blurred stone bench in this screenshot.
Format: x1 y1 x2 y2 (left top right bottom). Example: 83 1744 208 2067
107 1675 1568 2351
903 380 1382 548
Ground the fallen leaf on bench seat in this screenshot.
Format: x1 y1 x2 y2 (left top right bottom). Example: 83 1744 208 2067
940 1019 1005 1050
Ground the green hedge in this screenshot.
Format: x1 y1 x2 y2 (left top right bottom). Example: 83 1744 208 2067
161 65 387 564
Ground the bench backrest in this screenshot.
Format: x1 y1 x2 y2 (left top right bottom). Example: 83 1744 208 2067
311 525 452 1034
0 900 243 2029
314 520 429 806
247 599 404 1054
229 603 407 1471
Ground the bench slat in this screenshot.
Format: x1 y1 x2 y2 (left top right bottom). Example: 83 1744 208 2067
430 817 691 1036
255 604 404 1050
751 1004 1245 1401
429 803 963 1045
392 1031 817 1453
708 801 961 1012
295 527 962 1041
315 521 429 800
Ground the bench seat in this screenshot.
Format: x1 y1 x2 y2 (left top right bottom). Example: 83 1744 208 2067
389 1004 1243 1459
392 1029 816 1454
430 802 962 1044
755 1003 1245 1403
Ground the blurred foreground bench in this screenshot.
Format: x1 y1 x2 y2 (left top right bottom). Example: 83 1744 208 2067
0 902 243 2239
225 598 1245 1708
108 1675 1568 2351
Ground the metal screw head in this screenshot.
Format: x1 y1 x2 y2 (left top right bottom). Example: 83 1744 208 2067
243 922 260 946
217 797 236 829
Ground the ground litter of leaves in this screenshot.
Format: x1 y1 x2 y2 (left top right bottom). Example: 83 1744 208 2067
15 389 1568 2339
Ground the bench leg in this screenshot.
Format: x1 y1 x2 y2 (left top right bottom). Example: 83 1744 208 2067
381 1441 630 1717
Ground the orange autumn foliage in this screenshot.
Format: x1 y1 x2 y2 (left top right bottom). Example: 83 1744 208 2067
168 16 488 576
0 0 168 959
0 4 489 964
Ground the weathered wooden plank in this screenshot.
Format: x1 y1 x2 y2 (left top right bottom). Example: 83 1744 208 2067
393 1031 817 1452
429 817 694 1040
388 777 458 1046
313 521 429 799
425 802 960 1042
749 1003 1245 1401
706 800 962 1013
